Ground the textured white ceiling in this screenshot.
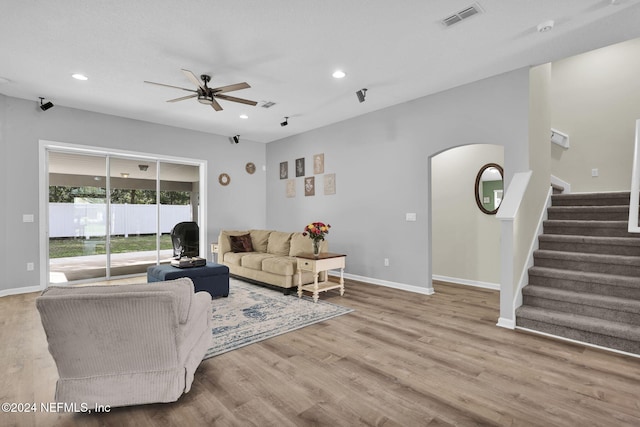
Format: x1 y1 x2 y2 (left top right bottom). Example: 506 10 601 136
2 0 640 143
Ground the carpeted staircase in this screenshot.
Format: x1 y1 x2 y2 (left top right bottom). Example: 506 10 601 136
516 191 640 355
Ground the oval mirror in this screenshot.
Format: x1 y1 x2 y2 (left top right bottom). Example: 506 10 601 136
474 163 504 215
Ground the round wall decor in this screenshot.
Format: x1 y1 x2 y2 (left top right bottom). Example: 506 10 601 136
218 173 230 186
245 162 256 174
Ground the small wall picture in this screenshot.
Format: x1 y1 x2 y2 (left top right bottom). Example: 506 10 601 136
295 157 305 177
313 153 324 174
286 179 296 198
324 173 336 195
279 161 288 179
304 176 315 196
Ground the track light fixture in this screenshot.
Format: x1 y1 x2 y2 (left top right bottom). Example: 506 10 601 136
39 97 54 111
280 117 289 127
232 135 240 144
138 164 149 171
356 88 367 103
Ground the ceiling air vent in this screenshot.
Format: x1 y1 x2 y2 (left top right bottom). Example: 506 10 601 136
261 101 276 109
441 3 483 27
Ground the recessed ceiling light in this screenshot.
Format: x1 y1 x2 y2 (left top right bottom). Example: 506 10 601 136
239 114 249 119
332 70 346 79
72 73 88 81
120 173 129 178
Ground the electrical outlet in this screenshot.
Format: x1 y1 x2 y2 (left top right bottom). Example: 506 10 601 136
592 168 599 177
384 258 389 267
27 262 34 271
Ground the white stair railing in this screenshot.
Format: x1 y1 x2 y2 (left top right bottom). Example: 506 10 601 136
629 119 640 233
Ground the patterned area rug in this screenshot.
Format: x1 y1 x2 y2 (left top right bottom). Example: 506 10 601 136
204 278 353 359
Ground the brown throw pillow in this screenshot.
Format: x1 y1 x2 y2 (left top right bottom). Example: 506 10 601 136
229 234 254 253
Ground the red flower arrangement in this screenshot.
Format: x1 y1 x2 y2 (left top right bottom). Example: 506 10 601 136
303 222 331 241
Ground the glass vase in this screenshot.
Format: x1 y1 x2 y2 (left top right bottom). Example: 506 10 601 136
313 239 321 256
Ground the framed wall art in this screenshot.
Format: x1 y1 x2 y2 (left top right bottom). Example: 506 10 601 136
304 176 315 196
324 173 336 195
313 153 324 174
286 179 296 198
279 161 288 179
295 157 305 177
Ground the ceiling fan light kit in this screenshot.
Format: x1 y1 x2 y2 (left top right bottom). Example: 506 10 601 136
144 69 257 112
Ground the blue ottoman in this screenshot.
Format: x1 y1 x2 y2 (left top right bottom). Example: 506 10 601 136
147 262 229 297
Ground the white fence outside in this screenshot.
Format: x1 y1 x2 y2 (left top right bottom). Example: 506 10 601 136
49 203 192 238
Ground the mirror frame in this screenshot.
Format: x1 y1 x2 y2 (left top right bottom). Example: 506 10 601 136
474 163 504 215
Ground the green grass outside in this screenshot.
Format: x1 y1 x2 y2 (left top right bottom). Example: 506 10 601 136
49 234 173 258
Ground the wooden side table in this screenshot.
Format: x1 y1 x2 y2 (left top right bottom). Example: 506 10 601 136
296 252 346 302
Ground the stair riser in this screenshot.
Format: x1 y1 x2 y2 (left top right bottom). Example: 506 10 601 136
522 295 640 326
543 224 638 238
547 210 635 221
516 317 640 354
551 195 630 207
538 240 640 257
527 274 640 299
534 256 640 277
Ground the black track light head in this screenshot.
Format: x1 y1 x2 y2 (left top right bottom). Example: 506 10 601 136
39 97 54 111
356 88 367 103
232 135 240 144
280 116 289 127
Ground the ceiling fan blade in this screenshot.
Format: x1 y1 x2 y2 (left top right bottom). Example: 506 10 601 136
211 98 223 111
181 69 205 90
213 82 251 93
167 94 198 103
144 81 196 92
215 94 258 106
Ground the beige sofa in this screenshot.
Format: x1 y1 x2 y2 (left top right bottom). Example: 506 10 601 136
36 278 211 408
217 229 328 291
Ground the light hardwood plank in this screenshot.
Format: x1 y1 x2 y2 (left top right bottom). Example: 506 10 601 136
1 279 639 426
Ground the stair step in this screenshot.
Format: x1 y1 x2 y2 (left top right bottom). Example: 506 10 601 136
534 249 640 277
528 266 640 298
538 234 640 256
547 205 636 221
522 285 640 326
551 192 630 207
515 306 640 354
543 220 640 238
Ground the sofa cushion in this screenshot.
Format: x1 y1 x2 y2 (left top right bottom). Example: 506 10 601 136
249 229 272 253
229 234 254 252
267 231 293 256
262 256 296 276
223 252 252 266
289 232 328 256
241 253 276 270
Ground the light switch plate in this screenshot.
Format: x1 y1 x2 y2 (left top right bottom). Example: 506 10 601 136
406 213 417 222
23 214 34 223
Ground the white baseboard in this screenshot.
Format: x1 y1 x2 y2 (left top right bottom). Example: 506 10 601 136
329 272 434 295
0 284 44 297
497 317 515 329
432 274 500 291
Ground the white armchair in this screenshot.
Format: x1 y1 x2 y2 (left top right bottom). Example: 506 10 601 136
36 278 211 408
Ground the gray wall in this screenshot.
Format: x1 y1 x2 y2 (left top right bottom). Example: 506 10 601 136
551 37 640 192
266 68 531 291
0 95 266 292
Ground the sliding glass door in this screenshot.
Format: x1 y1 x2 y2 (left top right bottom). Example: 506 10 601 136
47 149 202 284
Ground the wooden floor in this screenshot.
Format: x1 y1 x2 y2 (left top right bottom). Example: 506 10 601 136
2 278 640 426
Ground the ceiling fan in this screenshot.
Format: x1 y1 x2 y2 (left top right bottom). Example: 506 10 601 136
144 69 257 111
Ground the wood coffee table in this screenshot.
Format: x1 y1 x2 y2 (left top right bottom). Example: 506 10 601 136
296 252 346 302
